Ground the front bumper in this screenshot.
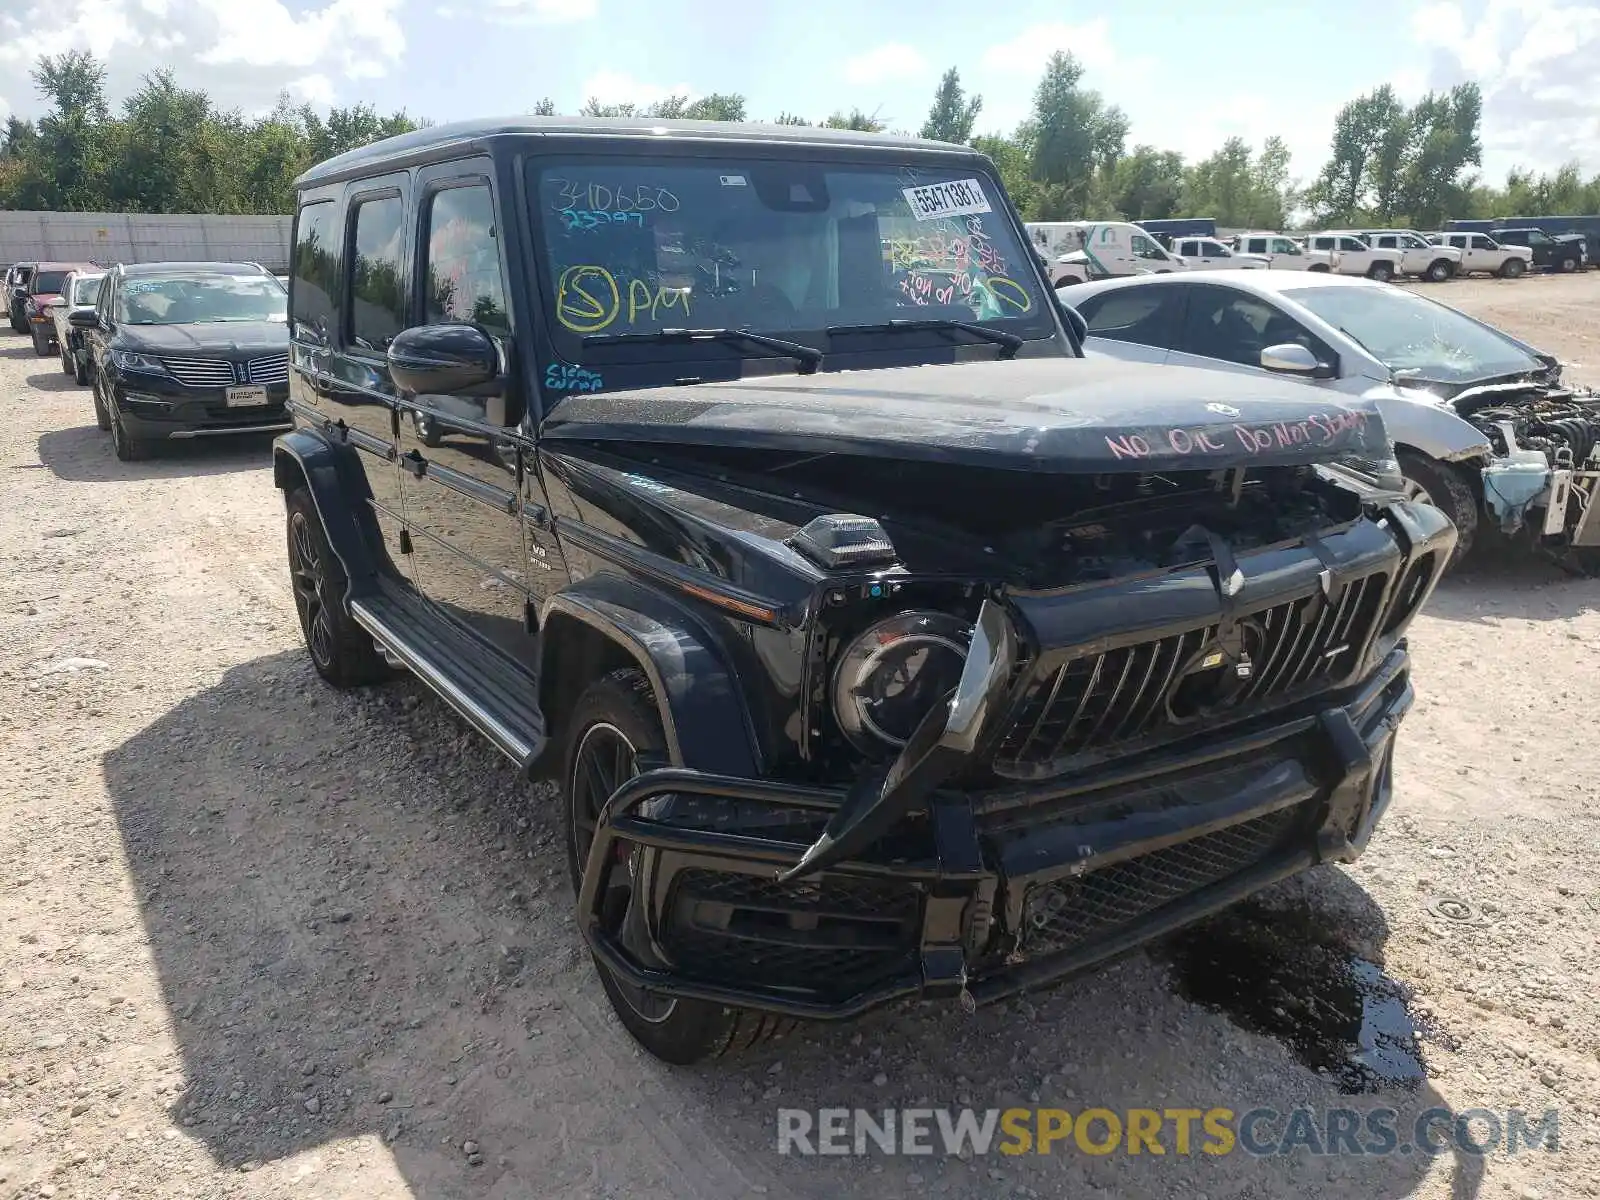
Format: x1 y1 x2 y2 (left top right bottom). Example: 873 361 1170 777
112 373 291 440
578 647 1414 1021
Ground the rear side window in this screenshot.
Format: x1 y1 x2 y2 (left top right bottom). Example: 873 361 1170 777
423 184 510 335
292 200 338 334
347 194 407 352
1078 287 1182 347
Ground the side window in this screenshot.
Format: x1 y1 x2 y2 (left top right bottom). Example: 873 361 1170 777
1203 242 1228 258
1245 238 1268 254
1270 239 1299 255
1078 286 1182 348
291 199 338 336
1310 237 1331 251
346 194 407 352
1180 285 1330 368
1454 235 1472 249
422 184 510 335
1176 240 1193 256
1130 234 1167 260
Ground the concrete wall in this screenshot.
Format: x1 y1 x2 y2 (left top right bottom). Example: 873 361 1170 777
0 212 293 273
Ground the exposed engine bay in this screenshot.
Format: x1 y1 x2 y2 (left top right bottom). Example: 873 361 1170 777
653 444 1371 586
1450 381 1600 552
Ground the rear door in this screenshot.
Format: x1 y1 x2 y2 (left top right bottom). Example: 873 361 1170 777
1074 283 1187 366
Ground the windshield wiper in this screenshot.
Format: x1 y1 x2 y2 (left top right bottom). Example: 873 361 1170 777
583 327 822 374
826 318 1023 357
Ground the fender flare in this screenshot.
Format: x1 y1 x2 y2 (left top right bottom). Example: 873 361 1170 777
540 574 763 778
271 429 382 593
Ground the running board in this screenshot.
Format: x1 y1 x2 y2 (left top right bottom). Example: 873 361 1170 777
349 589 546 771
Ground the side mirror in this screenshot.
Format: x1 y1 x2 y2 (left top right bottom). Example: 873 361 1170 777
1260 342 1321 374
1056 297 1088 343
387 323 499 396
68 309 100 330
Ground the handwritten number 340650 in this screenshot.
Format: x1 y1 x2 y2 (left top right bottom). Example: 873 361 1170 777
550 180 682 214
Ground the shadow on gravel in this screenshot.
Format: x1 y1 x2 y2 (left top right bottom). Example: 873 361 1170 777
1425 542 1599 624
23 366 85 393
0 338 45 362
104 652 1484 1200
36 425 275 481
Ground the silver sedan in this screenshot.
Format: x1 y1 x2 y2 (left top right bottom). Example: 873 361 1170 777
1060 270 1599 566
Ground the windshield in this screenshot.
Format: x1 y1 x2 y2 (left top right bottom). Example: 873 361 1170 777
72 276 103 305
32 271 69 294
531 157 1050 365
1290 285 1540 383
115 274 287 325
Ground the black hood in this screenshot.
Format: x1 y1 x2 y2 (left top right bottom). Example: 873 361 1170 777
114 321 288 355
542 357 1390 473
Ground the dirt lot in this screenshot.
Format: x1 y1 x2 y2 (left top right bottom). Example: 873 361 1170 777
2 273 1598 1200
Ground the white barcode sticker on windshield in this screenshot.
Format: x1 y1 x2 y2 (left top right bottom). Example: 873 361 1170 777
902 178 992 221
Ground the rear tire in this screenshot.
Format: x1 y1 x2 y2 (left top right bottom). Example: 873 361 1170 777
91 376 111 431
562 669 793 1065
1499 258 1527 279
284 487 391 688
1308 263 1330 273
1558 254 1579 273
60 345 73 376
1425 260 1452 283
1367 261 1395 283
1398 450 1477 570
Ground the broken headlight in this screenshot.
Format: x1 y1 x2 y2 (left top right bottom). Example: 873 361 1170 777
832 611 972 755
1325 450 1407 495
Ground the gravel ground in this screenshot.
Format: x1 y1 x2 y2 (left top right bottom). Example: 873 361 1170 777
2 272 1598 1200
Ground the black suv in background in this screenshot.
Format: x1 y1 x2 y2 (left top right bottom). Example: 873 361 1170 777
274 116 1452 1064
72 261 292 461
1491 226 1586 272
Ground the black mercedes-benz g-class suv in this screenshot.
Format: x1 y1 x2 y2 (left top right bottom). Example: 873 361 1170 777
276 117 1454 1064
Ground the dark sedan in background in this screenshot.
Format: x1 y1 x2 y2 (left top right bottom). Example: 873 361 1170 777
74 261 291 461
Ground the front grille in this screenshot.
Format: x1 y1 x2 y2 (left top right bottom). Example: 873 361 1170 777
160 356 235 387
994 572 1388 777
247 353 289 385
1020 805 1301 957
661 870 920 997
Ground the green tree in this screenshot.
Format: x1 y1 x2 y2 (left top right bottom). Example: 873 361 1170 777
1105 145 1186 220
823 108 888 132
1024 52 1127 219
919 68 981 144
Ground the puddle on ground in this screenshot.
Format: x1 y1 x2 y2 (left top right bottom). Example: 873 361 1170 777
1157 902 1456 1094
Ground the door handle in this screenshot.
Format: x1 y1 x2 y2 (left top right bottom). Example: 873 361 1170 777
401 450 426 478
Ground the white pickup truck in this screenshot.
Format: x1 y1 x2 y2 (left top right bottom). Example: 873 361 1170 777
1303 232 1406 281
1357 229 1463 281
1426 230 1533 278
1029 220 1186 286
1232 232 1335 272
1167 236 1269 270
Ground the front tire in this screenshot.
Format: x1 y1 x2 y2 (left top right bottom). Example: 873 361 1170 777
91 374 111 431
73 350 89 386
285 488 391 687
106 393 148 461
1308 263 1331 273
562 669 791 1065
1398 450 1477 570
1367 261 1395 283
31 327 50 357
1499 258 1527 279
1558 254 1579 273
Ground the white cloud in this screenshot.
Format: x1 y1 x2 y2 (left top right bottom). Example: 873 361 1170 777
842 43 929 86
438 0 598 24
1414 0 1600 175
576 70 695 110
981 19 1120 77
0 0 406 118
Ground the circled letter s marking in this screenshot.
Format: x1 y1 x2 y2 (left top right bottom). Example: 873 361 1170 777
556 265 619 333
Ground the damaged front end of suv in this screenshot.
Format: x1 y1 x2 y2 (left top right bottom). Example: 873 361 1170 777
545 363 1455 1037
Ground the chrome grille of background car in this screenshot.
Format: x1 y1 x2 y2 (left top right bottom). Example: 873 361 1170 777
247 354 289 385
159 357 236 387
992 572 1390 778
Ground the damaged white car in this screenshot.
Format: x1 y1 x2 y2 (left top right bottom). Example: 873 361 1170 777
1065 271 1600 570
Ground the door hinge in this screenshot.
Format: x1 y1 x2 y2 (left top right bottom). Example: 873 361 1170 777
399 529 413 555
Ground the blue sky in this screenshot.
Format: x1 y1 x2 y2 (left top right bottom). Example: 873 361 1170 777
2 0 1597 184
